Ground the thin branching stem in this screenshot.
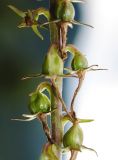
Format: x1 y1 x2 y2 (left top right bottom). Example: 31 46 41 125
70 72 85 116
37 113 53 144
51 78 74 123
70 150 78 160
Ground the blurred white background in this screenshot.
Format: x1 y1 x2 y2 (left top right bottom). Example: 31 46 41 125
72 0 118 159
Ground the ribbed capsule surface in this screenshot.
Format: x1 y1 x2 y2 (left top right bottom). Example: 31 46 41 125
63 124 83 150
40 143 59 160
42 44 63 76
56 1 75 21
71 53 88 71
29 92 51 114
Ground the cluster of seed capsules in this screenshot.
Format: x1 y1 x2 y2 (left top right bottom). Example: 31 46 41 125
9 0 99 159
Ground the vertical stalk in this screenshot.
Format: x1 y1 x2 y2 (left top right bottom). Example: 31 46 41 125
70 151 78 160
49 0 63 159
51 78 63 145
49 0 59 44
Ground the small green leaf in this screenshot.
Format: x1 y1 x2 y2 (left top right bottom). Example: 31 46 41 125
27 10 33 21
8 5 50 39
18 22 27 28
8 5 26 18
33 8 51 21
79 119 94 123
32 25 44 40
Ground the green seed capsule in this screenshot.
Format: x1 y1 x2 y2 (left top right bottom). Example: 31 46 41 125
71 54 88 71
42 44 63 76
40 152 49 160
56 1 75 21
63 124 83 150
40 143 59 160
29 92 51 114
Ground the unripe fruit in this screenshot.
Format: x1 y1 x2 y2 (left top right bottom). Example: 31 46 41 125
40 143 59 160
63 124 83 150
42 44 63 76
29 92 51 114
56 1 75 21
71 54 88 71
40 151 49 160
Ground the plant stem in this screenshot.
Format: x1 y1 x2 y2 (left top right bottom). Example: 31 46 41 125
51 78 74 123
70 150 78 160
38 114 53 144
49 0 59 44
59 22 68 59
70 72 85 116
50 78 63 158
49 0 63 159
